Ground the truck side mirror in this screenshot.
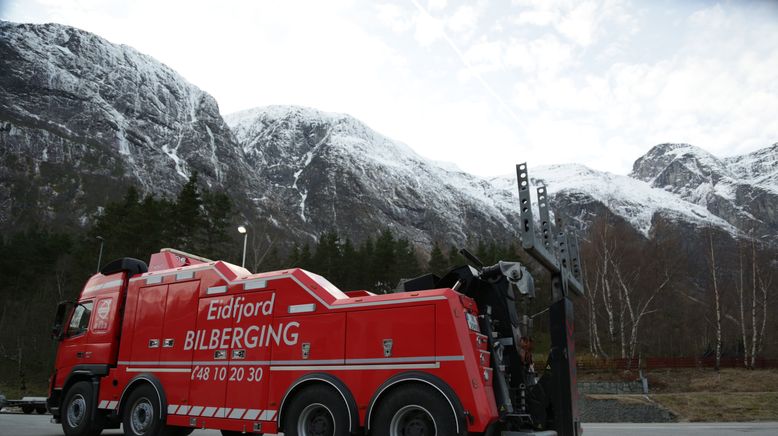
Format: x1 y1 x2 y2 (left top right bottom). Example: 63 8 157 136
51 301 73 341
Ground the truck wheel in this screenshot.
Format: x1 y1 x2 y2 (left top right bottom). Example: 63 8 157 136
36 405 48 414
61 381 103 436
371 384 462 436
21 405 35 414
122 384 164 436
285 385 350 436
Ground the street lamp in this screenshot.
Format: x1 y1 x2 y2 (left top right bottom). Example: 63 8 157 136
96 236 105 273
238 226 248 268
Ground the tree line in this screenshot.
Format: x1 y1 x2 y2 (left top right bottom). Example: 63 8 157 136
577 214 776 370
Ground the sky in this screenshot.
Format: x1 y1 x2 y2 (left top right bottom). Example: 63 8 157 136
2 0 778 177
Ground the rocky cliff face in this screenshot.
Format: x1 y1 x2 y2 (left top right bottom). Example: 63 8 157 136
0 21 254 229
1 20 774 255
631 143 778 244
226 106 521 246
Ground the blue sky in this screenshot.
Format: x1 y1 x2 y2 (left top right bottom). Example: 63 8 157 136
2 0 777 176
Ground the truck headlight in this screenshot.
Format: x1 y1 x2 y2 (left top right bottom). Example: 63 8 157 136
466 312 480 332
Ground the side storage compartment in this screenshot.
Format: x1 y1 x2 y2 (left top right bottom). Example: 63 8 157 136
346 305 436 363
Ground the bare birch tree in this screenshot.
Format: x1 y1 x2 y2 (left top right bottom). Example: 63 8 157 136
612 260 670 363
707 229 722 371
736 243 750 367
753 262 772 368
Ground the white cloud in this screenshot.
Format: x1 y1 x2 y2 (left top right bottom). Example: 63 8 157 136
427 0 448 12
556 1 599 46
376 3 413 33
463 39 504 73
413 7 446 46
446 4 480 35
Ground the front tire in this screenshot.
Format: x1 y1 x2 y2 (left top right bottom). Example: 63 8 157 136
122 384 164 436
61 381 103 436
284 385 350 436
371 384 463 436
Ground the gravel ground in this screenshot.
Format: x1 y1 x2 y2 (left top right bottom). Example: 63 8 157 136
579 394 677 423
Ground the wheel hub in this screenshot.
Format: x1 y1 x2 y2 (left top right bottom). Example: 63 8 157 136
298 403 334 436
66 394 86 428
390 405 436 436
130 399 154 434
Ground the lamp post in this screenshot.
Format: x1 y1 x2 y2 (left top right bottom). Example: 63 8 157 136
96 236 105 273
238 226 248 268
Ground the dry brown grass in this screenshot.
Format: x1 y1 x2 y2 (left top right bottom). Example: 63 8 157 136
586 394 655 405
578 368 778 393
579 368 778 421
652 392 778 422
646 368 778 393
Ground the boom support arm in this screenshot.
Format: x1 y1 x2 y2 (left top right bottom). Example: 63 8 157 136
516 163 584 299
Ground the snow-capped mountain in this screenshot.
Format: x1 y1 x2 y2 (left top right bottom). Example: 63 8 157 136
0 21 256 228
225 106 520 246
1 20 774 254
632 143 778 244
489 163 737 237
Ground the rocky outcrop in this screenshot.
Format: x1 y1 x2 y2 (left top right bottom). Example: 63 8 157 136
226 106 521 246
631 143 778 245
0 20 254 230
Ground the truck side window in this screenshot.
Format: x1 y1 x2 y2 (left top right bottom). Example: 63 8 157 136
67 301 93 337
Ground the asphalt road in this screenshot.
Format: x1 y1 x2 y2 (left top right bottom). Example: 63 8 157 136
2 413 778 436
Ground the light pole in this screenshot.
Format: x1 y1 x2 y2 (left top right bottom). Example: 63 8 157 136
238 226 248 268
96 236 105 272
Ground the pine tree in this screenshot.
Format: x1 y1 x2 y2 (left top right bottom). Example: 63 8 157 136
394 237 420 280
314 231 342 280
373 230 397 292
172 173 205 251
448 246 462 266
428 244 449 276
340 238 359 290
287 244 302 267
261 245 283 272
201 190 233 259
299 243 313 270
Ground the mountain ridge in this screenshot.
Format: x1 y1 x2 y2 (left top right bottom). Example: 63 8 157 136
631 142 778 242
2 20 776 252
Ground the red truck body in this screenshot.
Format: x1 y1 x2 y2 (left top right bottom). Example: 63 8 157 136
49 248 497 435
49 163 584 436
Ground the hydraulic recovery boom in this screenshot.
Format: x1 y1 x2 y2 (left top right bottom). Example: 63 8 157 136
404 163 583 436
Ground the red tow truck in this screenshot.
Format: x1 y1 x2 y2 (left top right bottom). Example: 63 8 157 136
48 164 584 436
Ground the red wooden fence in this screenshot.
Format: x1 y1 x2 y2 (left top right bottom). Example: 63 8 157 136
577 356 778 370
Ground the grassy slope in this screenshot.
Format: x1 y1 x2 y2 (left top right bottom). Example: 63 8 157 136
579 368 778 422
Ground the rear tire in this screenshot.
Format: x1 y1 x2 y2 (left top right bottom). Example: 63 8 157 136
371 384 463 436
284 385 350 436
122 384 164 436
36 405 48 414
61 381 103 436
21 405 34 414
